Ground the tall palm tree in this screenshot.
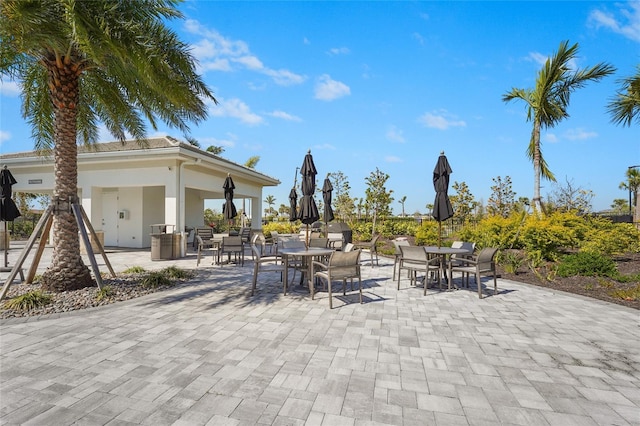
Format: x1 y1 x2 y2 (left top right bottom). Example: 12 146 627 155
398 196 407 217
608 65 640 127
502 40 615 212
620 167 640 220
0 0 215 291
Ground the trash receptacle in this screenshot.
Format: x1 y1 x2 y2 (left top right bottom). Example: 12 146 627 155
150 224 175 260
327 222 352 244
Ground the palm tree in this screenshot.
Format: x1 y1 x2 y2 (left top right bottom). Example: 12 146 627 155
608 65 640 127
264 195 276 217
398 196 407 217
620 167 640 220
502 40 615 212
0 0 215 292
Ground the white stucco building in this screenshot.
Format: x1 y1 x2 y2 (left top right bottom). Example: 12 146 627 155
0 136 280 249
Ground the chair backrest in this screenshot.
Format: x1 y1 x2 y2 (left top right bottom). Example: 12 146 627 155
476 247 498 270
327 249 361 278
393 238 410 255
222 235 243 251
195 227 214 240
240 227 251 243
451 241 475 254
280 239 306 249
399 245 427 263
309 237 329 248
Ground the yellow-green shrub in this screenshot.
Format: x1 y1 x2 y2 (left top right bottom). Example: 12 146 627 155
581 220 640 255
414 221 439 246
262 222 300 239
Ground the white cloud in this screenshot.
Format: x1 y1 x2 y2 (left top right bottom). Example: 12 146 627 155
0 130 10 143
544 133 559 143
313 143 336 150
269 110 302 122
0 80 21 96
413 32 425 45
386 125 405 143
185 19 306 86
527 52 548 67
564 128 598 141
327 47 350 55
385 156 402 163
589 2 640 42
210 98 264 125
199 135 236 148
418 111 466 130
314 74 351 101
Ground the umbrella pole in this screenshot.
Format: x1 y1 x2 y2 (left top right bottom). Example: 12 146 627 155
438 221 442 248
3 221 7 268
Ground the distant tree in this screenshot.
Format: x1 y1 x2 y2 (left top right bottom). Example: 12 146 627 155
608 65 640 127
398 196 407 217
364 168 394 235
620 167 640 219
206 146 225 155
502 40 615 212
611 199 629 215
185 136 201 148
449 181 476 221
487 176 516 217
264 194 276 217
278 203 289 217
548 177 593 213
245 156 260 169
328 171 353 221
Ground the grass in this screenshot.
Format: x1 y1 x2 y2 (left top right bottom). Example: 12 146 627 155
4 290 52 311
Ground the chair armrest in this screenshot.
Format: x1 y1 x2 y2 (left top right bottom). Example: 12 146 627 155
312 260 328 271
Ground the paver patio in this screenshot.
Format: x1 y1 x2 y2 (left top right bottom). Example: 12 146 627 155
1 246 639 425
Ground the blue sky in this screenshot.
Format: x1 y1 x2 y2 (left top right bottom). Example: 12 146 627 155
1 1 639 215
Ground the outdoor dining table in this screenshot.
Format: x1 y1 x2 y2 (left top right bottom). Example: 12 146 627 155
423 246 472 291
278 246 334 297
207 234 229 265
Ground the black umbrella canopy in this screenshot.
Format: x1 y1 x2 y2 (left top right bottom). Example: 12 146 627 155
322 176 334 223
432 152 453 247
299 150 319 225
0 166 21 222
222 174 237 221
288 187 298 221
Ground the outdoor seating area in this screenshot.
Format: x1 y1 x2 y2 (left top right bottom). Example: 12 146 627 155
192 228 502 302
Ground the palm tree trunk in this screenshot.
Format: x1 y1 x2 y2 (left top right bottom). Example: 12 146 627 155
40 60 94 292
532 119 542 213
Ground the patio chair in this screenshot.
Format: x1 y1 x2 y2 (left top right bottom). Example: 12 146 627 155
193 226 213 249
279 238 306 283
309 237 329 248
397 245 441 295
449 241 476 267
353 234 380 266
251 242 285 296
450 247 498 298
392 238 410 280
195 235 218 266
313 249 362 309
220 235 244 266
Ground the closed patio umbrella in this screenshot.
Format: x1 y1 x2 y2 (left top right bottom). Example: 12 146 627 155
222 174 237 227
299 150 319 245
289 187 298 222
432 152 454 247
0 166 21 268
322 176 334 235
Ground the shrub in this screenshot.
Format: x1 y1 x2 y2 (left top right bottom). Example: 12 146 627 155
4 290 52 311
123 266 146 274
262 222 300 239
457 214 521 249
161 266 193 279
500 250 525 274
556 252 617 278
581 221 640 255
140 271 172 289
414 221 439 246
96 286 114 301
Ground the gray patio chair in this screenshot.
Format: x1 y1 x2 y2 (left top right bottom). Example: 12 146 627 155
251 242 285 296
392 238 410 280
220 235 244 266
313 249 362 309
353 234 380 266
397 245 441 295
450 247 498 298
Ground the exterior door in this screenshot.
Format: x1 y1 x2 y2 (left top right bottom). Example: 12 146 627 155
102 190 119 246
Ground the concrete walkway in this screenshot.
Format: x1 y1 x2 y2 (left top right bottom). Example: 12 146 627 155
1 244 639 425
